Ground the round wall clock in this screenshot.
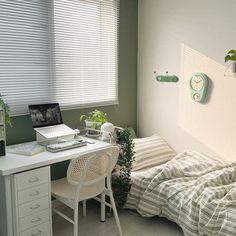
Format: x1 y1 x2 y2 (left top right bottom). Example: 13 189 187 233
190 73 209 102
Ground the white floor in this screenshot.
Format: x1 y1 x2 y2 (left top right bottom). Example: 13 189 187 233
53 201 184 236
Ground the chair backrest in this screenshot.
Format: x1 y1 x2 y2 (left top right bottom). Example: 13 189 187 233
67 146 119 186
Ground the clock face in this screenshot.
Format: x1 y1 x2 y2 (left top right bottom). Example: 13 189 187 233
191 76 204 91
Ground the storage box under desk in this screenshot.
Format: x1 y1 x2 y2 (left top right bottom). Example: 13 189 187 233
12 166 52 236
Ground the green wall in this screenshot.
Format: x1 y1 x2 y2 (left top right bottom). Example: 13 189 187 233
6 0 138 146
5 0 138 179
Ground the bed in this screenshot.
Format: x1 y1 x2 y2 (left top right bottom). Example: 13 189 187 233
125 136 236 236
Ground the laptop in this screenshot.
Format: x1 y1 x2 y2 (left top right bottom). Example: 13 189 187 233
29 103 76 139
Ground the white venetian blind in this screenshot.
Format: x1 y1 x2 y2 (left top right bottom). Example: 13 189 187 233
54 0 119 110
0 1 52 115
0 0 119 115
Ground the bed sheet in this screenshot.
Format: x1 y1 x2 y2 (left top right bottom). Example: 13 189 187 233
126 151 236 236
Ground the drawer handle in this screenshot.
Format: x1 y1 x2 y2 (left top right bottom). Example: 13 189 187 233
29 191 40 197
30 204 40 210
30 217 41 223
28 177 39 183
31 230 42 236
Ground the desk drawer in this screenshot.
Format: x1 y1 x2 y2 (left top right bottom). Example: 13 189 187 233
18 184 48 205
20 222 50 236
15 166 49 191
19 196 49 218
19 209 50 232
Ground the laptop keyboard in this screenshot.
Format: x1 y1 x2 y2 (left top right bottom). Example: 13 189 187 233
46 139 87 152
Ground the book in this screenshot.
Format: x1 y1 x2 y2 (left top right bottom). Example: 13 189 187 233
7 142 45 156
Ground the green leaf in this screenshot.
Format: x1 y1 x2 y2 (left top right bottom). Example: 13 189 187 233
230 54 236 61
227 49 236 55
225 50 236 62
79 114 87 122
225 55 231 62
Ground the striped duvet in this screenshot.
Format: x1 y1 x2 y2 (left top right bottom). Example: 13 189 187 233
126 151 236 236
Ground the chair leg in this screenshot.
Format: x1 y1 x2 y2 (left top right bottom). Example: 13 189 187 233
108 190 123 236
100 192 106 222
82 200 86 217
74 202 79 236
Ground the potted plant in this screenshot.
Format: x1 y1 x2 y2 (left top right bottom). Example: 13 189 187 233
0 94 12 127
80 109 108 134
225 50 236 73
112 127 135 208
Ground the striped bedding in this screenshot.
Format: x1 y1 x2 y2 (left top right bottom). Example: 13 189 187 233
126 151 236 236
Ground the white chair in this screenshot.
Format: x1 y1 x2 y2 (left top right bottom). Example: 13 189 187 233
51 146 122 236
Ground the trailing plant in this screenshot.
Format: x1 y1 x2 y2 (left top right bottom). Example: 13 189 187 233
0 94 12 127
225 50 236 63
80 109 108 129
112 127 135 208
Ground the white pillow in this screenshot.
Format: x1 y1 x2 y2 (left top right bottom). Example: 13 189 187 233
132 134 176 171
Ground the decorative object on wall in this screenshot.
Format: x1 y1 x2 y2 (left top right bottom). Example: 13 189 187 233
189 73 209 102
224 50 236 77
155 71 179 82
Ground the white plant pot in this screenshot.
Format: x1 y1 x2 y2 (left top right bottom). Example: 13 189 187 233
84 120 102 137
85 120 97 128
225 61 236 77
85 120 102 129
232 61 236 73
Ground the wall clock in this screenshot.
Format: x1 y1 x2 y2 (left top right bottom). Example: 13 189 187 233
190 73 209 102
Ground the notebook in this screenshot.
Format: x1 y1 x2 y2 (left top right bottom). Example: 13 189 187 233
7 142 45 156
29 103 76 139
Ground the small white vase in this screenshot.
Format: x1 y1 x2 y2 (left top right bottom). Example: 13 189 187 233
225 61 236 77
84 120 101 137
232 61 236 73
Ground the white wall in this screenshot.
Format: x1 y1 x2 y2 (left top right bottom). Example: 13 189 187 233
138 0 236 158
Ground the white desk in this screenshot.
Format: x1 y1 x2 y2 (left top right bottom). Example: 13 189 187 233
0 137 112 236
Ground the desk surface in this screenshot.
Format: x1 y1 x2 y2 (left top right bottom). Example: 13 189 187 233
0 137 112 176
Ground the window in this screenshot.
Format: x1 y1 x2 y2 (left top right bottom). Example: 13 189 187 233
0 0 119 116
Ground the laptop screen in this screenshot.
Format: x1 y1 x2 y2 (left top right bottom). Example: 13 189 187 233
29 103 63 128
